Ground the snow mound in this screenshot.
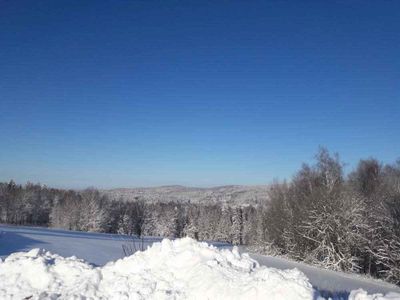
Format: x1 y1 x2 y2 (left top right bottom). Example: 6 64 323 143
0 238 313 299
349 289 400 300
0 238 398 300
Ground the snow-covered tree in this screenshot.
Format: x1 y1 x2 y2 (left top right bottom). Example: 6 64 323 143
78 189 106 232
231 207 243 245
214 206 231 242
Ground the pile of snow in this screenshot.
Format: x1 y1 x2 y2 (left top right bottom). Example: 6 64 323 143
349 289 400 300
0 238 398 300
0 238 313 299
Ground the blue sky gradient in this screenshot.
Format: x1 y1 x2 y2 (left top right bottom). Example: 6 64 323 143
1 1 399 188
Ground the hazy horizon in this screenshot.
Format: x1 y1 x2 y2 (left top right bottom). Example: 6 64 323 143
0 178 273 190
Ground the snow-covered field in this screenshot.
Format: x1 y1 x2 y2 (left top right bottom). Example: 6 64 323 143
1 225 400 300
0 224 164 265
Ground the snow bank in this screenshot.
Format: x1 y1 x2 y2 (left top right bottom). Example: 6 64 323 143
0 238 398 300
0 238 313 299
349 289 400 300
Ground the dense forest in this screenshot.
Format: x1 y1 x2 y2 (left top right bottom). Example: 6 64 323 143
1 148 399 284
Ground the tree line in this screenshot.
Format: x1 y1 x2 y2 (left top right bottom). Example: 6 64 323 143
0 148 399 284
264 149 400 284
0 181 261 245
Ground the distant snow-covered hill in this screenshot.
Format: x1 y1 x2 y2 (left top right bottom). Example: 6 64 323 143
103 185 270 206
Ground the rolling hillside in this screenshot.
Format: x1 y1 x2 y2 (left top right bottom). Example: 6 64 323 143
103 185 270 206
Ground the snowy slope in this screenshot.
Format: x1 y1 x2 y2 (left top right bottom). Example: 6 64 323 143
0 224 162 265
0 225 229 265
250 253 400 299
1 225 400 299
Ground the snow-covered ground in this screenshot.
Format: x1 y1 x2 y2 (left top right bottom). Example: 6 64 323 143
250 253 400 299
1 225 400 299
0 239 314 300
0 224 163 265
0 225 230 265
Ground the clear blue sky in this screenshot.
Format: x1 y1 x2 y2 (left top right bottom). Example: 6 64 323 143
1 1 399 188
